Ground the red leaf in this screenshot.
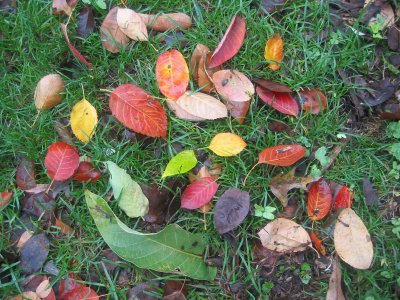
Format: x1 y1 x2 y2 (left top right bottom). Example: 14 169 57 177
16 158 37 190
309 230 327 256
256 86 299 117
253 78 292 93
44 142 80 181
298 88 327 114
258 144 305 166
307 179 332 221
181 177 218 210
72 162 102 182
58 273 99 300
333 185 353 210
61 24 93 68
109 84 168 138
208 16 246 68
156 49 189 100
0 191 12 209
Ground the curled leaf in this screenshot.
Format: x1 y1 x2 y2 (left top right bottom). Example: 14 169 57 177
162 150 198 178
34 74 65 110
307 179 332 221
264 34 283 70
309 230 326 256
197 52 221 93
208 133 247 157
139 13 192 31
44 142 80 181
181 177 218 210
117 8 148 41
190 43 210 79
70 98 98 143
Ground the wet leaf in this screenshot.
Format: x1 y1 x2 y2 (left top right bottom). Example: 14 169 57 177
58 273 99 300
307 179 332 221
77 6 95 38
334 208 373 269
100 7 129 53
34 74 65 110
253 78 292 93
208 132 247 157
109 83 168 138
326 256 346 300
20 233 49 274
258 218 311 252
139 13 192 31
309 230 326 256
60 24 93 68
264 34 283 70
362 177 378 206
181 177 218 210
73 161 102 182
298 88 327 114
106 161 149 218
70 98 98 143
162 150 198 178
117 8 148 41
44 142 79 181
214 188 250 234
258 144 306 166
332 185 353 210
16 158 37 190
0 191 12 209
256 86 299 116
86 190 217 280
156 49 189 100
209 15 246 68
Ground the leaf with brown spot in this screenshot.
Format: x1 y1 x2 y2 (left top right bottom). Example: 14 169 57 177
307 179 332 221
16 158 37 190
100 7 130 53
326 256 346 300
264 34 283 70
253 78 292 93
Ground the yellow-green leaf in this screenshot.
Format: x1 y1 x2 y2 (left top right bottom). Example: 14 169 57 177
208 133 247 157
70 98 98 143
162 150 197 178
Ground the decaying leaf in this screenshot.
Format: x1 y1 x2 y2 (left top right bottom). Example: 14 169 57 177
362 177 378 206
181 177 218 210
208 132 247 157
268 120 291 132
16 158 37 190
70 98 98 143
34 74 65 110
264 34 283 70
162 150 198 178
116 8 148 41
214 188 250 234
256 86 299 117
258 218 311 252
139 13 192 31
55 218 73 235
259 144 306 166
163 281 187 300
77 6 95 38
298 88 327 114
334 208 373 269
20 233 50 274
106 161 149 218
100 7 130 53
326 256 346 300
44 142 80 181
307 179 332 221
309 230 327 256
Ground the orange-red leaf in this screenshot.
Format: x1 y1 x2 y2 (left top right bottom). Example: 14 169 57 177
208 16 246 68
264 34 283 70
44 142 80 181
258 144 305 166
181 177 218 210
309 230 327 256
72 162 102 182
109 84 168 138
256 86 299 117
298 88 327 114
307 179 332 221
156 49 189 100
58 273 99 300
333 185 353 210
253 78 292 93
0 191 12 209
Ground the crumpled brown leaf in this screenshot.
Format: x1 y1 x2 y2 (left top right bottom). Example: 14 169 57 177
326 256 346 300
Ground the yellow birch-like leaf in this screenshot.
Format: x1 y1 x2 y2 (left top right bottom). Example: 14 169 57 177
209 133 247 157
264 34 283 71
70 98 98 143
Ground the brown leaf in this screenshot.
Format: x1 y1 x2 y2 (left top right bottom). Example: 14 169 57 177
326 256 346 300
16 158 37 190
190 43 209 79
362 177 378 206
54 119 74 144
20 233 50 274
22 192 55 221
55 218 74 235
117 8 148 41
139 13 192 31
52 0 76 17
261 0 290 13
197 52 221 93
268 121 291 132
77 6 95 38
100 7 129 53
163 281 187 300
34 74 65 110
16 230 33 249
141 183 173 224
269 168 319 207
380 104 400 120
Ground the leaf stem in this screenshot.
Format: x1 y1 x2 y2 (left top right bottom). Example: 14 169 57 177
242 163 259 187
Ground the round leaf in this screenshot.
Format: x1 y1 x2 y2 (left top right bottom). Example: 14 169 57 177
44 142 79 181
34 74 65 110
181 177 218 210
70 98 98 143
258 144 305 166
209 133 247 157
162 150 198 178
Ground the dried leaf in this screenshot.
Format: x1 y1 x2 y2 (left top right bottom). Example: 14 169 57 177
34 74 65 110
388 26 400 51
100 7 129 53
77 6 95 38
117 8 148 41
163 281 187 300
166 99 205 121
214 188 250 234
197 52 220 93
264 34 283 70
190 43 210 78
362 177 378 206
16 158 37 190
44 142 79 181
60 24 93 68
307 179 332 221
380 104 400 120
54 119 74 144
70 98 98 143
268 121 291 132
326 256 346 300
16 230 33 248
258 144 306 166
181 177 218 210
20 233 50 274
162 150 198 178
256 86 299 116
208 132 247 157
52 0 76 16
139 13 192 31
22 192 55 221
55 218 73 235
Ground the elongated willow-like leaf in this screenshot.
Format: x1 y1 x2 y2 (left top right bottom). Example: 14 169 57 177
85 191 217 280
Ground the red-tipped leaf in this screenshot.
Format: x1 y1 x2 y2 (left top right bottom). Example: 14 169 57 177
44 142 80 181
307 179 332 221
256 86 299 117
181 177 218 210
73 161 102 182
333 185 353 210
258 144 305 166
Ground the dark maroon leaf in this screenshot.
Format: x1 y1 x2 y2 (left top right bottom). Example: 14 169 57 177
77 6 95 38
48 180 70 199
22 274 47 292
261 0 290 13
22 192 55 221
364 79 395 107
163 281 187 300
389 54 400 67
127 282 159 300
363 177 378 206
141 184 172 224
20 233 49 274
214 188 250 234
16 158 37 190
380 104 400 120
268 120 291 132
388 26 400 51
204 257 224 267
73 161 102 182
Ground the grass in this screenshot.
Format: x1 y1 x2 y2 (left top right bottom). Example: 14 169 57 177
1 0 399 299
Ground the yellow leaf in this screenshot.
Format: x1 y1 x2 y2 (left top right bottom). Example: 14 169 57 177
70 99 98 143
264 34 283 71
209 133 247 157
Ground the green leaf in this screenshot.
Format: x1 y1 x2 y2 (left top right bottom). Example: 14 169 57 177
310 164 322 178
96 0 107 9
387 122 400 139
315 146 330 166
162 150 197 178
389 143 400 161
85 190 217 280
106 161 149 218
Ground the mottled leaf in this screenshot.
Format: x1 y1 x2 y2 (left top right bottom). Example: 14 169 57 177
298 88 327 114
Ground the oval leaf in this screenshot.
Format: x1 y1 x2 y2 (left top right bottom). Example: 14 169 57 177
258 144 305 166
298 88 327 114
100 7 129 53
256 86 299 117
117 8 148 41
307 179 332 221
253 78 292 93
333 185 353 210
181 177 218 210
258 218 311 252
209 133 247 157
166 99 205 121
209 15 246 68
34 74 65 110
109 83 168 138
0 191 12 209
264 34 283 70
162 150 198 178
70 98 98 143
44 142 79 181
334 208 373 269
156 49 189 100
16 158 37 190
73 161 102 182
214 188 250 234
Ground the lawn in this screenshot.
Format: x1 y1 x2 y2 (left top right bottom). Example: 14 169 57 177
1 0 399 299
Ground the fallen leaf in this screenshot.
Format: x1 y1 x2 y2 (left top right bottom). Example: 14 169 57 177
16 158 37 190
13 291 40 300
309 230 327 256
106 161 149 218
326 256 346 300
253 78 292 93
362 177 378 206
268 121 291 132
209 15 246 68
208 132 247 157
117 8 148 41
22 192 55 221
197 52 221 93
256 86 299 116
259 144 306 166
261 0 290 13
190 43 210 79
307 179 332 221
44 142 80 181
70 98 98 143
24 184 49 195
77 6 95 38
332 185 353 210
127 282 159 300
252 240 281 268
109 83 168 138
334 208 373 269
35 278 55 299
55 218 73 235
20 233 50 274
380 104 400 120
162 150 197 178
166 99 205 121
100 7 130 53
54 119 74 144
298 88 327 114
258 218 311 252
163 281 187 300
269 168 318 207
58 273 99 300
214 188 250 234
264 34 283 70
156 49 189 100
181 177 218 210
60 24 93 68
388 26 400 51
16 230 33 248
34 74 65 110
52 0 76 16
73 161 102 182
85 190 217 280
364 79 395 107
139 12 192 31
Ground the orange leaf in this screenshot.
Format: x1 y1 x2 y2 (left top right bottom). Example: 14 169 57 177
307 179 332 221
156 49 189 100
309 230 327 256
197 52 221 93
264 34 283 70
258 144 305 166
